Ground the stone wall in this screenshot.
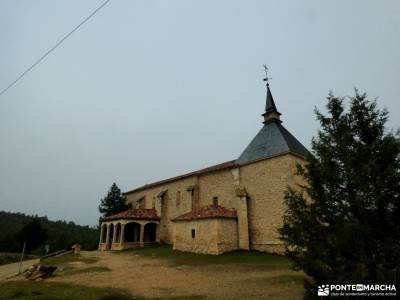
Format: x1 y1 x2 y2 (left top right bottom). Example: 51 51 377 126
197 169 238 209
173 218 238 255
216 218 238 253
240 153 305 253
125 176 197 243
124 167 240 244
123 152 306 254
173 219 218 254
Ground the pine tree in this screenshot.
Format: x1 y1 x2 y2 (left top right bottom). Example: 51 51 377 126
280 90 400 299
98 183 131 217
15 219 48 253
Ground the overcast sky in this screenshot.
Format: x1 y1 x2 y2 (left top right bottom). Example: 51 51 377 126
0 0 399 226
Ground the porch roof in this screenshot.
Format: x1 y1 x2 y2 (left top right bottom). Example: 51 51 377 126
101 208 160 221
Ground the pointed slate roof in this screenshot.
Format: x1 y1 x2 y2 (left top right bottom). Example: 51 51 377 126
265 85 280 114
236 122 309 165
236 85 309 165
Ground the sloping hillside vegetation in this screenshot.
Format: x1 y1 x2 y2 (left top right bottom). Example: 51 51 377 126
0 211 99 254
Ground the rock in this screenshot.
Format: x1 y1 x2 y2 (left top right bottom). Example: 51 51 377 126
71 244 81 254
25 264 57 280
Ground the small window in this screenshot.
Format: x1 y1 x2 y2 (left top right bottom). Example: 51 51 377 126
191 229 195 239
158 190 168 205
212 196 219 206
186 185 195 196
137 196 145 209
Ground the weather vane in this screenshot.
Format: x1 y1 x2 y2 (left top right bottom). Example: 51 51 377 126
263 64 272 86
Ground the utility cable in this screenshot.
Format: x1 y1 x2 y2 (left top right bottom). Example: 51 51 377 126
0 0 111 97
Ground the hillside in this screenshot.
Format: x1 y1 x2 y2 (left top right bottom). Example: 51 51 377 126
0 211 99 254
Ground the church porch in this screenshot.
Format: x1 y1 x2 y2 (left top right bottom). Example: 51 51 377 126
98 208 160 251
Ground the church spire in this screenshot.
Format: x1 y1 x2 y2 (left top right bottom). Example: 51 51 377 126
262 65 281 124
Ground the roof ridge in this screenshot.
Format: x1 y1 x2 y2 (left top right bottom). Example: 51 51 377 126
101 207 160 221
125 160 237 195
276 123 310 157
276 122 291 151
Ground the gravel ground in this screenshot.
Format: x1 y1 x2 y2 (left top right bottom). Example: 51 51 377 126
44 251 304 300
0 258 39 281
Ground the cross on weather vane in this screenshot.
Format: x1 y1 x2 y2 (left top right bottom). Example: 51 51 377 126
263 64 272 86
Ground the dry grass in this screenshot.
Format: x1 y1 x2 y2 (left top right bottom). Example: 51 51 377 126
118 244 293 268
0 281 133 300
45 247 305 300
1 247 305 299
41 253 98 266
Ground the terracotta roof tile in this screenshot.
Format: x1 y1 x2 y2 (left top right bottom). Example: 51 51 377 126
171 204 237 221
101 208 160 221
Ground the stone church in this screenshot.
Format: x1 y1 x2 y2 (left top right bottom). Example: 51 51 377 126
98 80 309 255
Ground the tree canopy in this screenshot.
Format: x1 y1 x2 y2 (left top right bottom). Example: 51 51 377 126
15 219 48 253
280 90 400 299
98 182 131 217
0 211 99 254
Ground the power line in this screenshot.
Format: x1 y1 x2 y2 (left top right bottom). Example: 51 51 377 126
0 0 111 97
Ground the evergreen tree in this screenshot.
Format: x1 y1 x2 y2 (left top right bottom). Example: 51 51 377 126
0 211 99 252
98 182 131 217
15 219 48 253
280 91 400 299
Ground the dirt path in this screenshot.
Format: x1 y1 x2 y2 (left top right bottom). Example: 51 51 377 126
0 258 39 281
47 251 303 300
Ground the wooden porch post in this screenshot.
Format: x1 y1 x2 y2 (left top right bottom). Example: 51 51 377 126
105 224 110 250
112 224 118 243
120 224 125 243
139 223 145 247
99 224 104 242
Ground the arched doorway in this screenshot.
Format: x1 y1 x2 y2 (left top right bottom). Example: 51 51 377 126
108 224 114 244
144 223 157 243
124 222 140 243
